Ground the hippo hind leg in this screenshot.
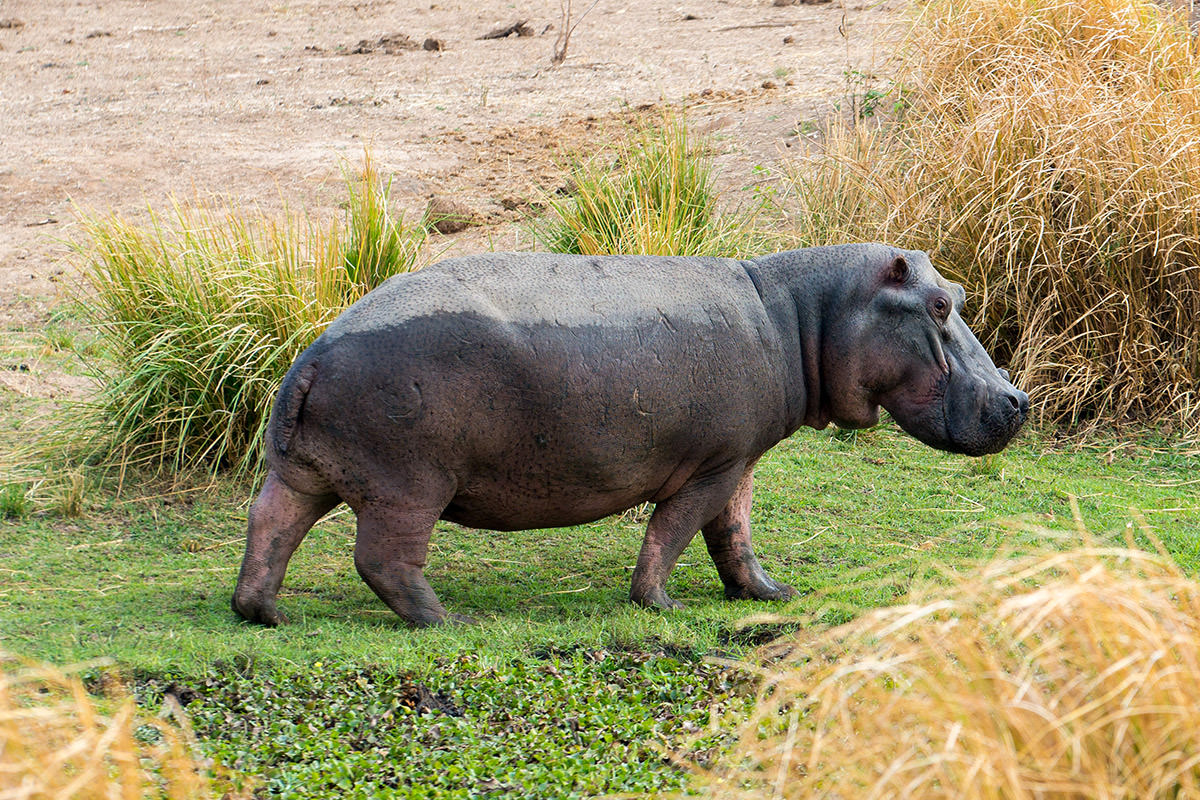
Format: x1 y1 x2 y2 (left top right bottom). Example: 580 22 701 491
233 470 340 626
353 490 472 628
700 462 797 602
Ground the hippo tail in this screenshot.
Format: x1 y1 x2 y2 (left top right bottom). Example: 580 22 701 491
270 360 318 458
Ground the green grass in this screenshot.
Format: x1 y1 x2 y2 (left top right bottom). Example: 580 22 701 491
1 427 1197 797
63 158 426 480
536 115 767 258
0 481 31 518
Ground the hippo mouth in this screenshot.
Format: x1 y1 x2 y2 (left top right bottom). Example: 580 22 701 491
938 372 1028 456
883 371 1027 457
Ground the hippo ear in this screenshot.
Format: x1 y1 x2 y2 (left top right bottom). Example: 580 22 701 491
885 255 909 285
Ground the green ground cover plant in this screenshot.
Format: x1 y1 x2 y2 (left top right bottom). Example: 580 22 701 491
788 0 1200 435
165 653 748 799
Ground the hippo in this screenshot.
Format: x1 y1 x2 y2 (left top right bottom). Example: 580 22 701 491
232 244 1028 627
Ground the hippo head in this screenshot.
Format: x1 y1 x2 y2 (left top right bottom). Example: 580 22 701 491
823 248 1028 456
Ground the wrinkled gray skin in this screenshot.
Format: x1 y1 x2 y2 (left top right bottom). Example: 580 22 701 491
233 244 1028 627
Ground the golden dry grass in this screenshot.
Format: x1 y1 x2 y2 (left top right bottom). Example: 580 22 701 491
0 655 212 799
700 530 1200 798
790 0 1200 435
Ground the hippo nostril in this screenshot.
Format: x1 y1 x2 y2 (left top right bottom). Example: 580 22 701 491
1004 389 1030 419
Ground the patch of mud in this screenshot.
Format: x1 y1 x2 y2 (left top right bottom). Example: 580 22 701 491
399 683 462 717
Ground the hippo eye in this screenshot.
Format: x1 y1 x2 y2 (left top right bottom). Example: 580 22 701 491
931 295 950 320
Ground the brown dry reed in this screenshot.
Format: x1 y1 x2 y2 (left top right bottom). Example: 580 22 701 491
701 538 1200 798
790 0 1200 435
0 654 212 799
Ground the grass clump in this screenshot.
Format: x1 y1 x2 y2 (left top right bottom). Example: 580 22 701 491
538 115 763 257
0 653 215 799
789 0 1200 434
70 160 426 479
0 482 32 518
703 540 1200 798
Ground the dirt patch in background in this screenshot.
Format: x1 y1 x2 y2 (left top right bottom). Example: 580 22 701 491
0 0 897 406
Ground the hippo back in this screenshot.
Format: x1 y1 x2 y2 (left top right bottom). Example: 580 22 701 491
323 253 762 341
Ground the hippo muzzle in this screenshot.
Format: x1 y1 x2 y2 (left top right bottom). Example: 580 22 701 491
938 363 1030 456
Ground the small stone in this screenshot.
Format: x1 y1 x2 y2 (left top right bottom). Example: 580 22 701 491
761 80 777 90
353 33 420 54
423 37 444 51
783 35 795 44
425 195 475 234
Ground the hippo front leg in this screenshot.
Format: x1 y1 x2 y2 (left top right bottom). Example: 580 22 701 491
630 466 747 610
700 463 797 602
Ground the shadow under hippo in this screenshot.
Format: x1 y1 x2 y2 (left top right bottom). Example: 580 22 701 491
233 243 1029 627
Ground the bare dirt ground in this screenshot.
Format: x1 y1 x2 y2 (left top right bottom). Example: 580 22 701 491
0 0 896 399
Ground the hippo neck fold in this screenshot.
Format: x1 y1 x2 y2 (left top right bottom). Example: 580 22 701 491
745 250 837 435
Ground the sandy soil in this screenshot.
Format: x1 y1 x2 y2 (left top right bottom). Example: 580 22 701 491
0 0 896 378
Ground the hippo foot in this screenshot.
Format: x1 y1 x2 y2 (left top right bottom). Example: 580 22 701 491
724 579 798 603
631 587 685 611
399 605 477 628
232 591 287 626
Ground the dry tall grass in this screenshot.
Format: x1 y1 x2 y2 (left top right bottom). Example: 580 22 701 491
0 654 211 799
790 0 1200 434
701 540 1200 798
